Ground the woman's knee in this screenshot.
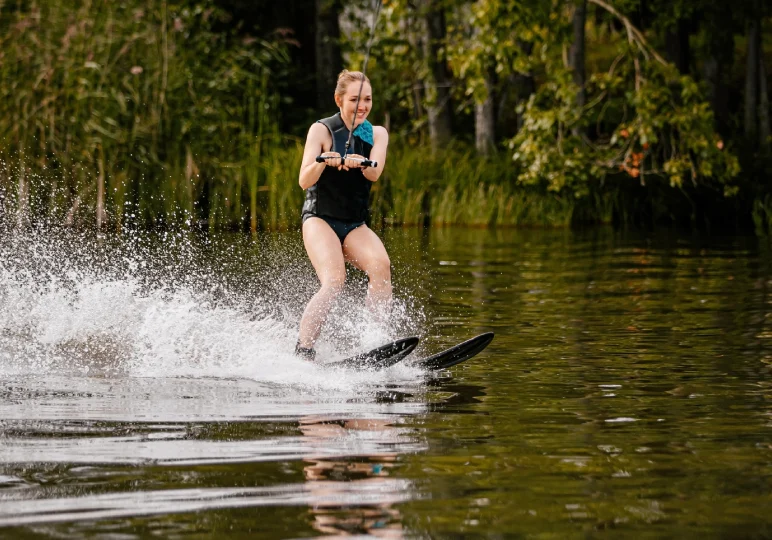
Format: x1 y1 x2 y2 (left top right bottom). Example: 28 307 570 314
366 255 391 281
319 274 346 296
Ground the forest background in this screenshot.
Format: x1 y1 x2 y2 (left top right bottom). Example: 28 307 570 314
0 0 770 232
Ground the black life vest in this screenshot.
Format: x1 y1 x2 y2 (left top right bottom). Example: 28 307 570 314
301 113 373 222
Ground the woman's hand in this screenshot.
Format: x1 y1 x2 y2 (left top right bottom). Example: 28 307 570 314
319 152 343 169
342 154 367 170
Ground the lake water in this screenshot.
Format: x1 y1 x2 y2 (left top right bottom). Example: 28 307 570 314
1 225 771 537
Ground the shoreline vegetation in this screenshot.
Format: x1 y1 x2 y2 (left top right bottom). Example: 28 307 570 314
0 1 770 233
0 141 607 231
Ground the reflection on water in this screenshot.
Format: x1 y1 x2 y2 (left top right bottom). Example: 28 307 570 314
301 417 406 537
0 378 425 532
1 225 772 536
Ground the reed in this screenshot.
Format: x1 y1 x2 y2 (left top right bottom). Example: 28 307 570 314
0 0 288 230
2 137 615 231
752 194 772 236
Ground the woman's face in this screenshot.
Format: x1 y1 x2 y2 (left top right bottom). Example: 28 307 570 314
336 81 372 128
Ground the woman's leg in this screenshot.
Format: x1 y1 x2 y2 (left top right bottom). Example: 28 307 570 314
298 218 346 349
342 225 392 314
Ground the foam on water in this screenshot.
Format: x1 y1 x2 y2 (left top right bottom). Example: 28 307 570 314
0 219 425 391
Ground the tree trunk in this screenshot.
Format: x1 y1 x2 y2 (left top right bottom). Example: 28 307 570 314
760 49 770 151
315 0 343 111
423 0 453 149
569 0 587 109
745 17 760 141
702 4 734 135
569 0 587 138
665 18 691 74
703 53 731 134
475 73 495 155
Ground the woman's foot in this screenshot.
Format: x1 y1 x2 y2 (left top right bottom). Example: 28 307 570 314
294 343 316 362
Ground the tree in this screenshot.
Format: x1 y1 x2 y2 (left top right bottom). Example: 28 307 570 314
510 0 740 199
315 0 344 110
422 0 454 148
445 0 550 147
569 0 587 136
569 0 587 108
475 72 496 154
744 15 761 142
697 1 736 135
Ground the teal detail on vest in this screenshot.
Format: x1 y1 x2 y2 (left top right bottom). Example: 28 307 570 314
353 120 374 146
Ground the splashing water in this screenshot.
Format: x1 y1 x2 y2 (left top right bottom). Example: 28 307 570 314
0 219 426 391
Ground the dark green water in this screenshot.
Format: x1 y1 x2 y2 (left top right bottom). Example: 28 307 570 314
1 227 771 537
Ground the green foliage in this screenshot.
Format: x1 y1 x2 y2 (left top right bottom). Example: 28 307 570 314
369 0 748 224
0 0 289 229
0 0 765 231
508 9 741 198
371 143 596 228
445 0 552 105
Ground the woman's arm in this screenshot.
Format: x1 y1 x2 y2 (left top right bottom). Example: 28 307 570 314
298 123 340 190
362 126 388 182
362 126 389 182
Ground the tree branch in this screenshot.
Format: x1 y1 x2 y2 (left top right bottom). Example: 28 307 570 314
587 0 668 67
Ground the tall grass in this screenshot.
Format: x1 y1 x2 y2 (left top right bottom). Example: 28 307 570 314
1 134 616 230
373 144 594 228
0 0 288 230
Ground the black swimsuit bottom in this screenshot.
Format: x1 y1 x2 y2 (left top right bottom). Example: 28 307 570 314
302 214 365 244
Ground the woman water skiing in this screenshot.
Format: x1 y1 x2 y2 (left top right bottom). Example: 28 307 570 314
294 70 391 361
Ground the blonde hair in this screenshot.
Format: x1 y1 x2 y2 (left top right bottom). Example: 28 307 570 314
335 70 370 101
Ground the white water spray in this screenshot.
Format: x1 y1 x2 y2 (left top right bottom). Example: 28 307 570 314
0 221 424 390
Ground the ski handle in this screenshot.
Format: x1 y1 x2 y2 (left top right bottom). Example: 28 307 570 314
316 155 377 168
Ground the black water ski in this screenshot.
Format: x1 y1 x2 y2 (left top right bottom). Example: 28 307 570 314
324 336 419 370
415 332 494 370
